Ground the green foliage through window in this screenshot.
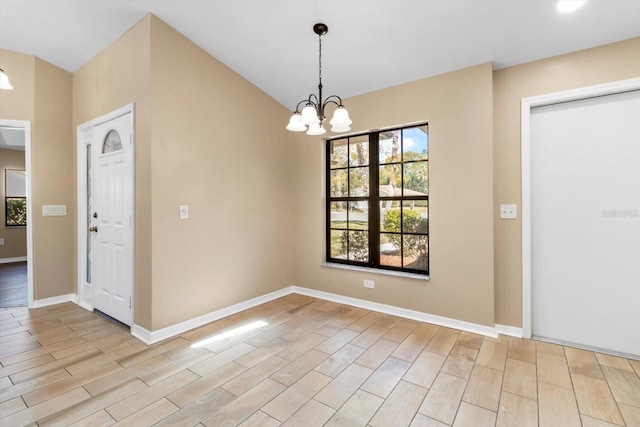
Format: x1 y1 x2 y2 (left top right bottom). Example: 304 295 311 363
6 197 27 226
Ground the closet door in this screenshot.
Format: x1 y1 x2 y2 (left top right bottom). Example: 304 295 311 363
530 89 640 357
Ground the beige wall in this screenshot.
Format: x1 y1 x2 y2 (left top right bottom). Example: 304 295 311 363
0 148 27 259
73 15 153 327
32 58 74 299
73 15 294 330
0 49 73 300
292 63 496 327
493 37 640 327
148 16 294 329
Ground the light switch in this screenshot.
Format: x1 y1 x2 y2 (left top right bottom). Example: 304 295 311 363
42 205 67 216
500 204 517 219
179 205 189 219
0 238 5 245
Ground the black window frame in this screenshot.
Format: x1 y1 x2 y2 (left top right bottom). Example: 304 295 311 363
326 123 429 275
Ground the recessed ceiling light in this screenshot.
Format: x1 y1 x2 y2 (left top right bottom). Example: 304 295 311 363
557 0 586 13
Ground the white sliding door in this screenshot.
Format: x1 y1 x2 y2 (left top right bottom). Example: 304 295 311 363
530 89 640 357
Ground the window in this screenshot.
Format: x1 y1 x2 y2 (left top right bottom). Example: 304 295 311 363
5 169 27 227
102 129 122 154
326 124 429 275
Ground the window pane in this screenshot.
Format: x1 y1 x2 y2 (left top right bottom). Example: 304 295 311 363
329 169 348 197
349 167 369 196
403 235 429 271
380 205 401 233
379 130 401 164
348 231 369 262
103 129 122 154
380 232 402 267
348 201 368 230
349 135 369 166
402 201 429 233
379 164 400 196
330 230 348 259
403 161 428 195
6 198 27 226
330 139 348 169
329 202 348 230
402 126 428 161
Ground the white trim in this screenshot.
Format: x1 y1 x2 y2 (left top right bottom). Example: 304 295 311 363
496 324 523 338
0 119 34 308
322 262 429 281
131 287 293 345
78 300 93 312
33 293 77 308
521 77 640 339
0 256 27 264
291 286 499 338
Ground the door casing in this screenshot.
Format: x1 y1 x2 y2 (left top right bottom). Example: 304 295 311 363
0 119 33 307
76 104 135 323
520 78 640 340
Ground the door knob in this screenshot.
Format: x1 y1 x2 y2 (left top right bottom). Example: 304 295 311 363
89 226 98 233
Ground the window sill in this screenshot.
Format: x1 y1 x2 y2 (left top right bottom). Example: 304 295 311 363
321 262 429 281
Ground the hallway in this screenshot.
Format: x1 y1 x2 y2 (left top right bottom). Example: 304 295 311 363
0 261 27 307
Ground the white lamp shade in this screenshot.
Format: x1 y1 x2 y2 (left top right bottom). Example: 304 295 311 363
306 123 326 136
0 70 13 90
329 106 352 127
300 105 320 125
285 113 307 132
331 125 351 133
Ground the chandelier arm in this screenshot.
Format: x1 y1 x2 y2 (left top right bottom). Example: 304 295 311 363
294 100 309 113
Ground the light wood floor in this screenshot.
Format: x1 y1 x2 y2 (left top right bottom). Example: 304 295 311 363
1 294 639 426
0 262 27 308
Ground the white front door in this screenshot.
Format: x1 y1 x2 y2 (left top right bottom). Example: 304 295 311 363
530 89 640 357
90 112 134 325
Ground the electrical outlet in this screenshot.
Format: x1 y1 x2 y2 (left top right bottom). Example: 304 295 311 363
500 204 517 219
179 205 189 219
364 280 374 289
0 238 5 245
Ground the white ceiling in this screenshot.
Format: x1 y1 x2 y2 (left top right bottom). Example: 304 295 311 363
1 0 639 110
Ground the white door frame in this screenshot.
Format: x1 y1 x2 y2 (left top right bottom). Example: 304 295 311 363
0 119 34 307
521 77 640 338
76 104 135 318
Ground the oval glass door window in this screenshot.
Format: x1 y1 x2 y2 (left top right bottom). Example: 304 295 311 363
103 129 122 153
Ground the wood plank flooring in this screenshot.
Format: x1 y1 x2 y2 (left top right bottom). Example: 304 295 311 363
1 294 639 426
0 262 27 308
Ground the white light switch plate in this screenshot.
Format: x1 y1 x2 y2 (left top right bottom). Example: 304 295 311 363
179 205 189 219
42 205 67 216
500 204 517 219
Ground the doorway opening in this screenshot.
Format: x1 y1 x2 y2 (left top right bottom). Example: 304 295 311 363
0 120 33 308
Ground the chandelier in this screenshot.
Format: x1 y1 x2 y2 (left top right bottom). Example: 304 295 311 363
285 23 352 136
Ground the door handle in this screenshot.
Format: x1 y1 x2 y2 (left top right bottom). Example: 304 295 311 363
89 226 98 233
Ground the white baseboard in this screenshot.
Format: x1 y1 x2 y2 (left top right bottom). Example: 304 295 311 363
70 285 522 345
292 286 499 338
496 324 523 338
33 293 77 308
0 256 27 264
131 287 294 345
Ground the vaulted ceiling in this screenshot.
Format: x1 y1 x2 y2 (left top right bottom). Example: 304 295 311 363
1 0 639 110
